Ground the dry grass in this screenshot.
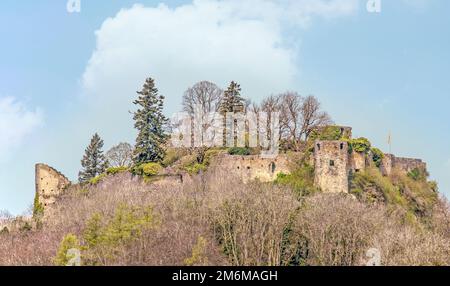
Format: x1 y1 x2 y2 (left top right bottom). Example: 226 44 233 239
1 170 450 266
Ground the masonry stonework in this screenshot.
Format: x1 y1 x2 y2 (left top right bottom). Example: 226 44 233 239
314 140 351 193
35 164 71 211
380 154 426 176
211 154 291 183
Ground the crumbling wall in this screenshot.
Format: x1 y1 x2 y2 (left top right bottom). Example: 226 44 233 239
351 152 367 172
380 155 426 176
380 154 395 176
314 140 350 193
35 164 71 215
212 154 291 183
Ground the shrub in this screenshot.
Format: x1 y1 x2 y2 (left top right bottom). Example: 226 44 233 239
82 204 157 265
162 148 183 167
184 236 208 266
185 163 207 174
371 147 384 167
132 163 162 178
54 234 81 266
349 137 371 153
309 126 344 141
351 167 408 207
183 148 222 174
106 166 129 175
89 173 107 185
228 147 251 156
274 163 318 197
33 192 44 218
407 168 428 182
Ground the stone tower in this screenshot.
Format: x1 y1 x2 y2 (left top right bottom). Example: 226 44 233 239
314 140 351 193
35 164 71 211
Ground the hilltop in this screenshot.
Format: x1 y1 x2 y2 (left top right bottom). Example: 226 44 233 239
0 125 449 266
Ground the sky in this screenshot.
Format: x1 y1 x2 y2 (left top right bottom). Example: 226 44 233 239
0 0 449 214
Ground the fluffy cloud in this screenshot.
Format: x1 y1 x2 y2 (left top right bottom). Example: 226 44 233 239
81 0 358 115
0 97 43 161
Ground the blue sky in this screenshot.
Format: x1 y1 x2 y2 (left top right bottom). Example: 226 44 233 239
0 0 449 214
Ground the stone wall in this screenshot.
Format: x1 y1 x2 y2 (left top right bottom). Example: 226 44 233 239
211 154 291 183
35 164 71 213
314 140 351 193
380 154 426 176
351 151 367 172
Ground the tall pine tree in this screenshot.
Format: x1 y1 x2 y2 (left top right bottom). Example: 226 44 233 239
219 81 245 114
132 77 168 165
78 133 108 183
219 81 246 147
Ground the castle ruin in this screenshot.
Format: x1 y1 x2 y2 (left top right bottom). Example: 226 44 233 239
211 154 291 183
313 126 427 193
32 126 427 214
35 164 71 215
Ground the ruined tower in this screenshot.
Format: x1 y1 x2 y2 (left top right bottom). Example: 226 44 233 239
314 140 351 193
35 164 71 213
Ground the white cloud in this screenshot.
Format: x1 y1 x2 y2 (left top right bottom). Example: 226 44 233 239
0 97 43 160
81 0 358 114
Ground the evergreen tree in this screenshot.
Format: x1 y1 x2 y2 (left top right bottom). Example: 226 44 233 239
78 133 108 183
219 81 245 114
132 77 168 165
219 81 246 147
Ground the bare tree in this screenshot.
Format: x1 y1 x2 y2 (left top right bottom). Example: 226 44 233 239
278 92 302 143
182 81 223 162
106 142 133 167
182 81 223 115
300 95 332 140
276 93 332 150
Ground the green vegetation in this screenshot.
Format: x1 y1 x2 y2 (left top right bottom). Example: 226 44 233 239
227 147 251 156
132 78 169 165
78 133 108 184
82 204 157 265
106 166 129 175
33 191 44 218
348 137 371 153
132 162 162 178
275 162 318 197
309 126 344 141
54 234 81 266
351 167 407 206
351 167 438 220
371 147 384 167
183 149 222 174
219 81 245 114
88 173 107 185
162 148 187 167
184 236 208 266
407 167 428 181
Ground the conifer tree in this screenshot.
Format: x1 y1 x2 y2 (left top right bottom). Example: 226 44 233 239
78 133 108 183
219 81 246 147
132 77 168 165
219 81 245 114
